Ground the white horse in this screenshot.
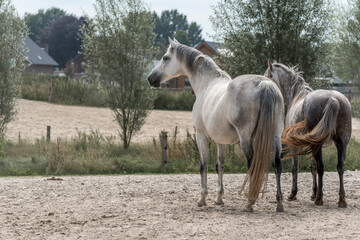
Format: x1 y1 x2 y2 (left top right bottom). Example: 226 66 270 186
148 38 284 212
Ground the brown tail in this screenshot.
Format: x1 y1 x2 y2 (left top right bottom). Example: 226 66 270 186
282 97 340 158
239 81 278 200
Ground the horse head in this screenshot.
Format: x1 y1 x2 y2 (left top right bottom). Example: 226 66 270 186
147 38 184 87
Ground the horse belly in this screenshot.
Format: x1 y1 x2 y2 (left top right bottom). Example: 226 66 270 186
206 121 239 144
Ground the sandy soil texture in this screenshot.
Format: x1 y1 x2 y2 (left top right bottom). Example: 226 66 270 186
6 99 360 144
0 172 359 239
6 99 194 143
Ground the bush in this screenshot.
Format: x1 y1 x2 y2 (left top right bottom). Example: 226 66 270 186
351 98 360 118
153 90 195 111
20 73 108 107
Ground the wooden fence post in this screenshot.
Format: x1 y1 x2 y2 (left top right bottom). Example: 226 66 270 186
349 89 352 102
47 126 51 142
48 79 53 102
160 131 168 173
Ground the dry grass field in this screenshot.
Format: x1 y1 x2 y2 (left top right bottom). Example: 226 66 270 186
6 99 360 143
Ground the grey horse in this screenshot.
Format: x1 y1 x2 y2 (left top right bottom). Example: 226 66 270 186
148 39 284 212
265 61 352 207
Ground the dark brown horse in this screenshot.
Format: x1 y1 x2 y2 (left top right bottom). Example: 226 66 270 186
265 61 352 207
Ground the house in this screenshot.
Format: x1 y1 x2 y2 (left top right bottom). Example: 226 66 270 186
71 54 85 79
23 36 58 74
161 40 222 90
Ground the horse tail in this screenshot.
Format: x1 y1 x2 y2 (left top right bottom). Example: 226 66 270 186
240 81 279 200
282 97 340 157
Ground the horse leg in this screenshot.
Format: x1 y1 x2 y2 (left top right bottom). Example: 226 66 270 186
214 144 226 205
335 141 347 208
288 150 299 201
313 149 324 205
239 139 255 212
196 132 209 207
310 158 317 201
273 143 284 212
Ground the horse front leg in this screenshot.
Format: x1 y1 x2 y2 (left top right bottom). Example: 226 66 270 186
313 149 324 205
196 132 209 207
274 144 284 212
214 144 226 205
336 141 347 208
288 149 299 201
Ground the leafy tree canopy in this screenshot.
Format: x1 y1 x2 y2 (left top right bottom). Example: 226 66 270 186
153 9 203 57
211 0 332 83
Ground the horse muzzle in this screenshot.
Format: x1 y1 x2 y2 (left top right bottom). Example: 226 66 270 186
147 72 162 87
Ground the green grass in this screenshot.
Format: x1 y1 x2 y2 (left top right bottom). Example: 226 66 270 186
0 129 360 177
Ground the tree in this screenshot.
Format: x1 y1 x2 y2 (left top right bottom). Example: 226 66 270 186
0 0 27 134
81 0 155 149
24 7 66 42
153 10 203 57
334 0 360 87
211 0 332 82
39 15 85 68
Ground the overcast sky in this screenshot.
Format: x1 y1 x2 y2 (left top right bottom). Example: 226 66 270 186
12 0 219 40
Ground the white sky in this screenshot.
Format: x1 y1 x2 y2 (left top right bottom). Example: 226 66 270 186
11 0 219 40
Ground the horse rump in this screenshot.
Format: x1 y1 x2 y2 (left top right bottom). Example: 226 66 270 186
282 97 340 157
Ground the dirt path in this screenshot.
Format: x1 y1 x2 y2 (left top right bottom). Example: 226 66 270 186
0 172 359 239
6 99 360 143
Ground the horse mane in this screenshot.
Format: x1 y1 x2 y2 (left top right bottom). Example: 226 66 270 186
273 63 313 104
175 44 231 80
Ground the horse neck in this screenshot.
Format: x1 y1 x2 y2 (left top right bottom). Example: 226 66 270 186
183 59 231 97
288 78 313 112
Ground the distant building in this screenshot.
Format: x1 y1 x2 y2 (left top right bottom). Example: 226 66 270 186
22 36 58 74
71 54 85 79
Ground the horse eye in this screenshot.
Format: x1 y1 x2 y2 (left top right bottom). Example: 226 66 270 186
163 56 170 61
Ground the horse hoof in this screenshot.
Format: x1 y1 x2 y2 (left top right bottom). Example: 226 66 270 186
338 200 347 208
197 200 207 207
314 199 323 205
310 195 316 201
243 206 253 212
287 195 297 201
276 204 284 212
214 199 224 206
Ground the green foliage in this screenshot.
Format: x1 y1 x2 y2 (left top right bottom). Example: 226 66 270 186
0 129 360 176
333 0 360 87
211 0 332 82
24 7 66 41
351 98 360 118
0 0 27 134
20 73 108 107
153 9 203 57
153 90 195 111
82 0 156 149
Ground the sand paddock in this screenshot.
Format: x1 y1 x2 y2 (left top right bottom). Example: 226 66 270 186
1 99 360 239
0 172 360 239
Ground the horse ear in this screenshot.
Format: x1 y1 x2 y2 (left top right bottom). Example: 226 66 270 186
168 37 177 48
273 60 278 63
268 60 273 71
173 38 180 44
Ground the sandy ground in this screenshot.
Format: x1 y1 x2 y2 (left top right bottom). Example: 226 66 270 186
0 172 360 239
6 99 194 143
5 99 360 143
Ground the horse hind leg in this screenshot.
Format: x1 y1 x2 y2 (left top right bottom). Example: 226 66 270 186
214 144 226 205
336 140 347 208
273 143 284 212
310 157 317 201
288 152 299 201
239 138 255 212
313 148 324 205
